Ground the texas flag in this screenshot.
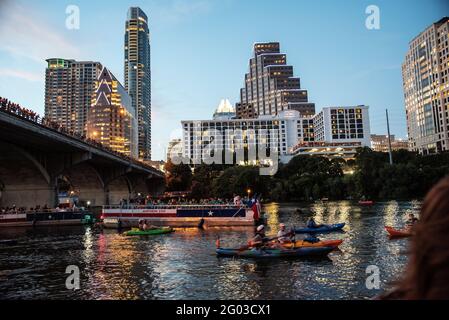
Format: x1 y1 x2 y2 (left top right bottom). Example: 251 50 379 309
251 201 260 220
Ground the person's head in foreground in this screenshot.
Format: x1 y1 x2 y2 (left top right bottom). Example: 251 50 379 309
383 176 449 299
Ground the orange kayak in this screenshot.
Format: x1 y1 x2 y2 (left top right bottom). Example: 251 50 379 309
281 239 343 249
385 226 412 238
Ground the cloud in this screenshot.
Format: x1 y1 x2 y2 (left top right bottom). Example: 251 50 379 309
0 1 80 64
0 68 42 82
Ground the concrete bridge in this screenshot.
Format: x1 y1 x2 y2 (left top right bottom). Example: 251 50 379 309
0 109 165 208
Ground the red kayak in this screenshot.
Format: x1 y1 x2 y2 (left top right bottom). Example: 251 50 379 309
385 226 412 238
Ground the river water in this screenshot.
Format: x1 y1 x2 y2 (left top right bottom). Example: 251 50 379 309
0 201 420 300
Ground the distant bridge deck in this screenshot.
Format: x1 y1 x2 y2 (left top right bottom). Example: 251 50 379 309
0 107 163 177
0 102 165 207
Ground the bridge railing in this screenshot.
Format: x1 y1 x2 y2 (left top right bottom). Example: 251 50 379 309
0 96 161 173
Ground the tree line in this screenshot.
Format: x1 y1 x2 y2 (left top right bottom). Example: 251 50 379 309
164 147 449 201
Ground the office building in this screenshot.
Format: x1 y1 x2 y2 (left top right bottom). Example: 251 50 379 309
313 106 371 147
125 7 151 160
235 102 256 119
45 58 102 135
370 134 409 152
87 67 138 158
402 17 449 154
239 42 315 117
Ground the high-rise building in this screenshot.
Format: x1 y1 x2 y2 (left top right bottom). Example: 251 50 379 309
166 138 183 162
213 99 236 120
370 134 409 152
235 102 256 119
124 7 151 160
87 67 138 158
402 17 449 154
45 58 102 135
313 106 371 147
239 42 315 118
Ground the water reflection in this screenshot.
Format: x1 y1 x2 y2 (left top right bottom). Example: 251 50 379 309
0 201 420 300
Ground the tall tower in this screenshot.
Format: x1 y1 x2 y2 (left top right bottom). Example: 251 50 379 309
239 42 315 118
45 58 102 135
87 67 138 158
124 7 151 160
402 17 449 154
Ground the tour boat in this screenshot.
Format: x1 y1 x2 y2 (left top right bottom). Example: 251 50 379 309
0 210 94 227
101 204 256 228
358 200 375 206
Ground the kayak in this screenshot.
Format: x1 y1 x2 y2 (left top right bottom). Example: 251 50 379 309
294 223 345 234
216 246 334 259
0 239 18 246
124 227 174 236
385 226 412 238
281 239 343 249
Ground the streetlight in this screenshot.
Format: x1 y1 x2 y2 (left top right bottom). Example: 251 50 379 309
247 188 251 199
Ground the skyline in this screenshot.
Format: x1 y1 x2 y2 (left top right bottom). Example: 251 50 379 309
0 0 448 160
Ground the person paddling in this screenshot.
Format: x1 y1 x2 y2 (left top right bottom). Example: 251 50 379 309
250 225 269 247
405 213 418 230
307 217 323 229
138 219 145 231
277 223 294 244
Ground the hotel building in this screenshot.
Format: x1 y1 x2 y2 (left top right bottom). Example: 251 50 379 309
87 67 138 158
313 106 371 146
125 7 152 160
402 17 449 154
45 58 102 135
239 42 315 118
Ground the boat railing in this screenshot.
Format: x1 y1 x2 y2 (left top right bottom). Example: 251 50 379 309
0 208 89 215
102 204 248 210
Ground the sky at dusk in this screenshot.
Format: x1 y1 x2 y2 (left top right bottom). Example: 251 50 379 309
0 0 448 160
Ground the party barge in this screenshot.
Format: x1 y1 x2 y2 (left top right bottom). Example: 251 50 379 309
101 204 257 228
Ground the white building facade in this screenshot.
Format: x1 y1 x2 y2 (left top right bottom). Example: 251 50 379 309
313 106 371 147
181 106 371 164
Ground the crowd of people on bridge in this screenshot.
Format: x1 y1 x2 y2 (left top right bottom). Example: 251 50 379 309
0 96 154 171
1 97 39 122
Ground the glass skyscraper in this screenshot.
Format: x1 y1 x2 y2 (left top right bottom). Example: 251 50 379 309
124 7 151 160
402 17 449 154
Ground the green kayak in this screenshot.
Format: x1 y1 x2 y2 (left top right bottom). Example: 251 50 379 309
124 227 174 236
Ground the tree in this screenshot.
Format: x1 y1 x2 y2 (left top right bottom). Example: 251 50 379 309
164 160 193 191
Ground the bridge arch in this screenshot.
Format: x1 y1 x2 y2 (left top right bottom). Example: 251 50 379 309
59 162 106 206
105 175 132 205
0 142 54 208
